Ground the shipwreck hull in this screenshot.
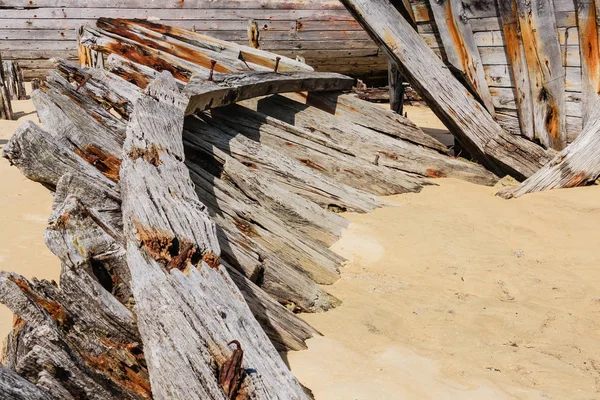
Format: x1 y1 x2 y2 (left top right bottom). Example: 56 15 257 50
0 0 387 81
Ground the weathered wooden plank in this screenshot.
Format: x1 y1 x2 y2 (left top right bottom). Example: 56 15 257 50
0 82 13 120
498 97 600 198
496 0 534 140
340 0 552 179
388 58 404 114
0 0 345 9
0 365 52 400
516 0 567 150
576 0 600 126
119 19 313 72
2 61 27 100
0 8 355 20
120 72 307 399
183 71 354 115
241 94 499 185
427 0 495 114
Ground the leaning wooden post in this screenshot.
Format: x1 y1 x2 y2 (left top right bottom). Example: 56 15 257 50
339 0 552 180
388 59 405 115
0 52 5 84
120 71 307 399
2 61 27 100
0 82 14 120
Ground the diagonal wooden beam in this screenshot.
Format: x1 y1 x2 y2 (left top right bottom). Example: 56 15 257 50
428 0 495 115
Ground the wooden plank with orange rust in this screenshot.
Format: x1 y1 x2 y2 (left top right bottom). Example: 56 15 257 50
427 0 495 115
576 0 600 126
496 0 534 140
516 0 567 150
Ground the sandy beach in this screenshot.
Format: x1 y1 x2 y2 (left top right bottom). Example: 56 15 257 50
1 98 599 399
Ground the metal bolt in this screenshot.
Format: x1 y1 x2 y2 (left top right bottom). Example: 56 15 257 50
208 60 217 81
274 57 281 73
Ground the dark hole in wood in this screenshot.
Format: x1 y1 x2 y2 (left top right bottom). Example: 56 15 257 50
90 259 114 294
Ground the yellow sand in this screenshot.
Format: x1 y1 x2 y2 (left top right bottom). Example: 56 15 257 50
288 180 600 399
1 97 600 399
0 95 60 339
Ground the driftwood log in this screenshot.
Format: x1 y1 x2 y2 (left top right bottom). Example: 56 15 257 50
339 0 553 179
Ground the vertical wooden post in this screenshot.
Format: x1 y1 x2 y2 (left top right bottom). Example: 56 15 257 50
576 0 600 127
0 82 14 120
388 59 405 115
31 78 41 92
0 52 5 85
2 61 27 100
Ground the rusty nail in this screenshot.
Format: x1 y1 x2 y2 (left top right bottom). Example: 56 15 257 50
76 73 92 92
274 57 281 73
208 60 217 81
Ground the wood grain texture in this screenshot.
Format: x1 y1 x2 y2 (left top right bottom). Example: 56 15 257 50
183 71 354 115
340 0 552 180
0 366 53 400
427 0 494 114
120 72 307 399
576 0 600 126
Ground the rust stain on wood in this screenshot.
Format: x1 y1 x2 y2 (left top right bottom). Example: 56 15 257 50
75 145 122 182
86 338 152 399
166 241 198 272
443 0 477 91
201 251 221 270
426 169 447 178
218 340 245 400
99 19 233 73
564 171 589 188
9 277 69 326
298 158 325 171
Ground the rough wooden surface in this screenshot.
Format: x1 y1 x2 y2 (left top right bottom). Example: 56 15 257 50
120 72 307 399
576 0 600 127
498 98 600 198
183 71 354 115
340 0 553 180
427 0 494 114
0 365 53 400
2 60 27 100
0 82 13 120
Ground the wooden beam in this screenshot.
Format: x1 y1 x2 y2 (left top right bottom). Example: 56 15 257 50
427 0 495 115
388 58 405 115
576 0 600 126
120 72 307 399
183 71 354 115
339 0 552 180
496 0 535 140
0 366 52 400
517 0 567 150
499 97 600 198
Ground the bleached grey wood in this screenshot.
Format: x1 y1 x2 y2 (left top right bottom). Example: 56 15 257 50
210 104 433 195
184 113 384 213
2 121 119 193
240 95 499 185
0 82 13 120
2 60 27 100
498 98 600 198
120 72 307 400
341 0 553 179
186 157 343 311
52 58 143 118
0 365 52 400
183 71 354 115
